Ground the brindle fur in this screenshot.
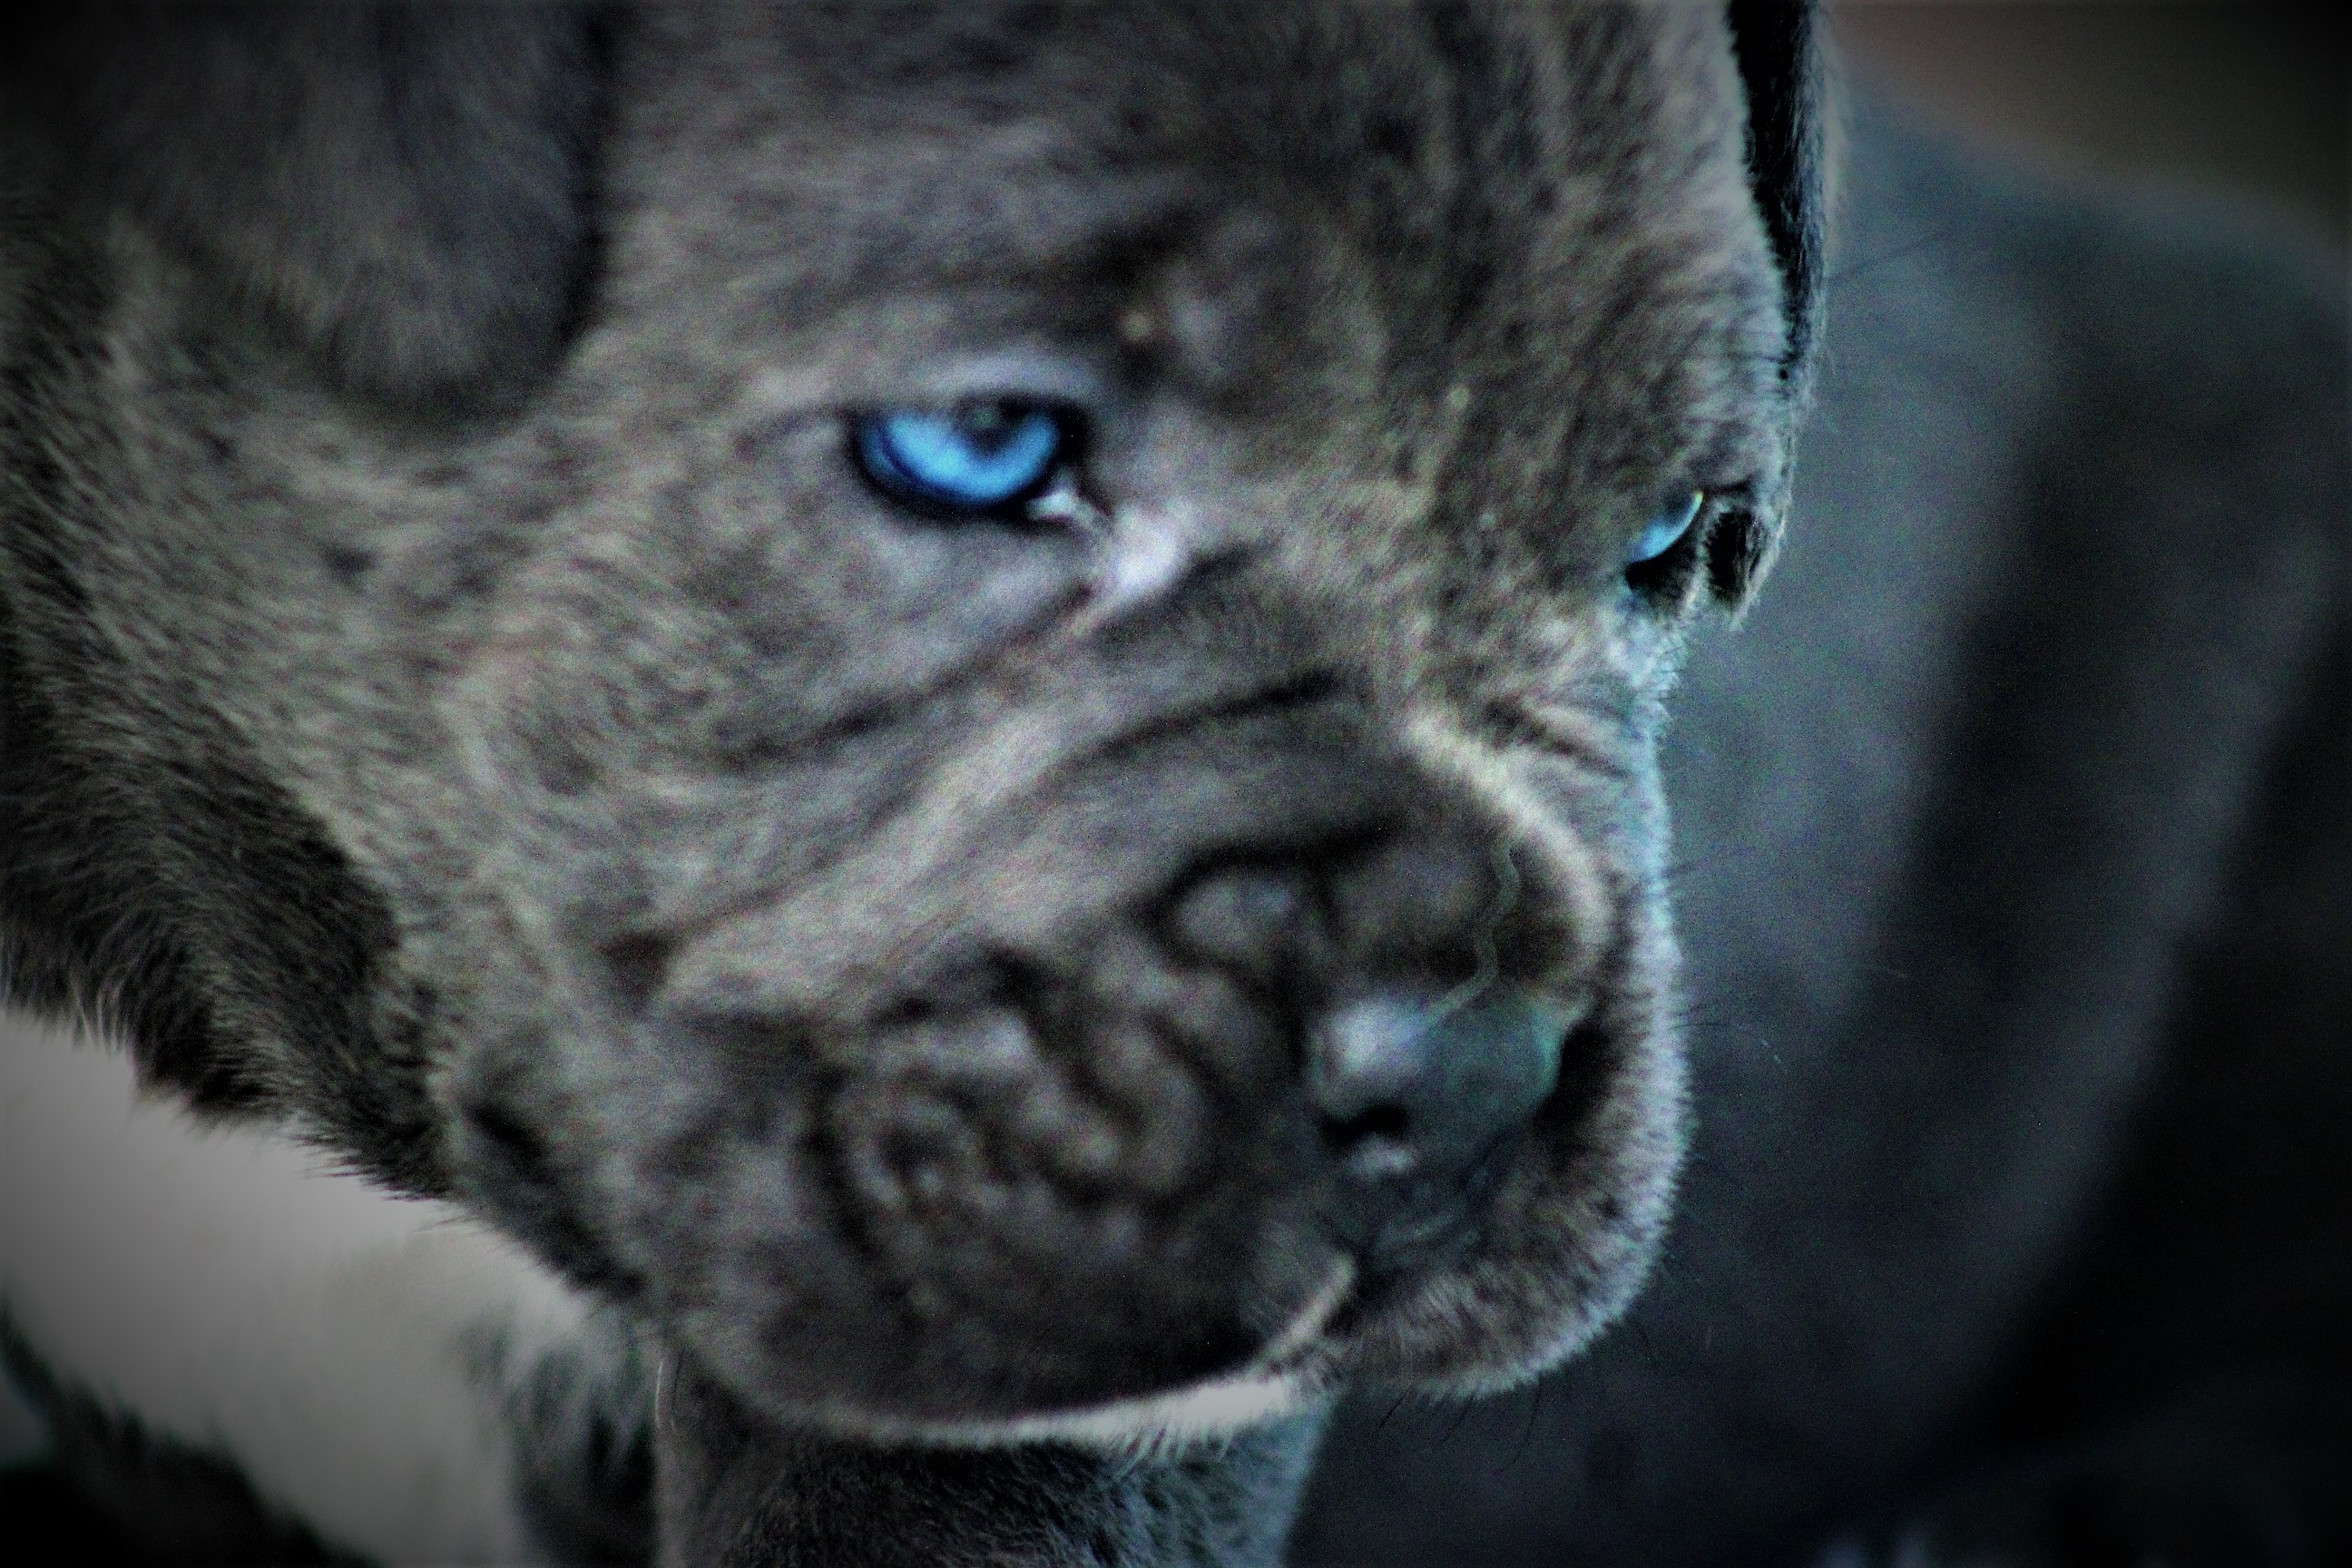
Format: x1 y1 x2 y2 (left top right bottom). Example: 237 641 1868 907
2 5 1810 1560
4 5 2345 1566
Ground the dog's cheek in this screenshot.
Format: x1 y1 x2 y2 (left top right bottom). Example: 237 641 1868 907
407 532 1088 1343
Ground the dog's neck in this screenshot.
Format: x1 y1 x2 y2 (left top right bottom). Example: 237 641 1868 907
654 1360 1327 1568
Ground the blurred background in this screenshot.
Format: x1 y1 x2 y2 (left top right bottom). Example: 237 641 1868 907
1834 1 2347 250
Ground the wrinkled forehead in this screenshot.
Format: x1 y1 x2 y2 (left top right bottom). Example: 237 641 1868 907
600 3 1768 361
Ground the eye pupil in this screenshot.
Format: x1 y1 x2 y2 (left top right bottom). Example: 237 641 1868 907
1625 491 1704 568
853 404 1066 516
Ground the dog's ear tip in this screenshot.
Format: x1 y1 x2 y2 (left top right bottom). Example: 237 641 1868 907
1715 0 1823 615
1725 0 1827 391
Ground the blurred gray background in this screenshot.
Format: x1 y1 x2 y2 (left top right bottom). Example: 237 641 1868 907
1836 1 2347 249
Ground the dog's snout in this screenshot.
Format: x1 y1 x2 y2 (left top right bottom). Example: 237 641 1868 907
1309 991 1573 1259
1155 808 1593 1264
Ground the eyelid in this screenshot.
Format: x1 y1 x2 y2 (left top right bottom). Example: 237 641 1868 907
851 350 1112 415
1625 491 1705 566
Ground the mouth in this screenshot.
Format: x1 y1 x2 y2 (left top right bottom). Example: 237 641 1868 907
455 855 1678 1436
755 1256 1363 1452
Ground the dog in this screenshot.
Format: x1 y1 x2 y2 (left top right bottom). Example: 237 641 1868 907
3 5 2345 1565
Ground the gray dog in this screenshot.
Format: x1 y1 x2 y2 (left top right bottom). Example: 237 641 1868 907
2 5 2344 1566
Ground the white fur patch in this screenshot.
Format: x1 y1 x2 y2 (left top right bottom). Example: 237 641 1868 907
858 1259 1354 1455
0 1004 591 1563
794 1360 1318 1456
1036 485 1214 637
1090 500 1197 619
976 1366 1315 1454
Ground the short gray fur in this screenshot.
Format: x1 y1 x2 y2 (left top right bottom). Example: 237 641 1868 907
1 5 2345 1566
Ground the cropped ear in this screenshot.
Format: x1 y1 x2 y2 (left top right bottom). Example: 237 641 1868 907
1706 0 1826 610
1 4 607 411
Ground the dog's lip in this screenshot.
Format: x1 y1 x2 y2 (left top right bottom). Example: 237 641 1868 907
1250 1254 1358 1370
752 1255 1360 1450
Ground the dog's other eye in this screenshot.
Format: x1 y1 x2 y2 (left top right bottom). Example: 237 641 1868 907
851 403 1070 519
1625 491 1704 569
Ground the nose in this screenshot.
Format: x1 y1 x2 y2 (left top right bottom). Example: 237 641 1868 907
1309 990 1574 1261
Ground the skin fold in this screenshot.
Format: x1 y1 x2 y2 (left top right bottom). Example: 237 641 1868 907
7 5 2343 1566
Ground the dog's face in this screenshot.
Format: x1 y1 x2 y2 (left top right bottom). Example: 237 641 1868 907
1 4 1808 1442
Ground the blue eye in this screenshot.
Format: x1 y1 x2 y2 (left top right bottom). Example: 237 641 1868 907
852 404 1067 517
1626 492 1704 567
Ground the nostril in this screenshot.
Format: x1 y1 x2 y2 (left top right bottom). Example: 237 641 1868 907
1308 989 1577 1261
1320 1102 1420 1186
1310 990 1574 1184
1324 1102 1409 1148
